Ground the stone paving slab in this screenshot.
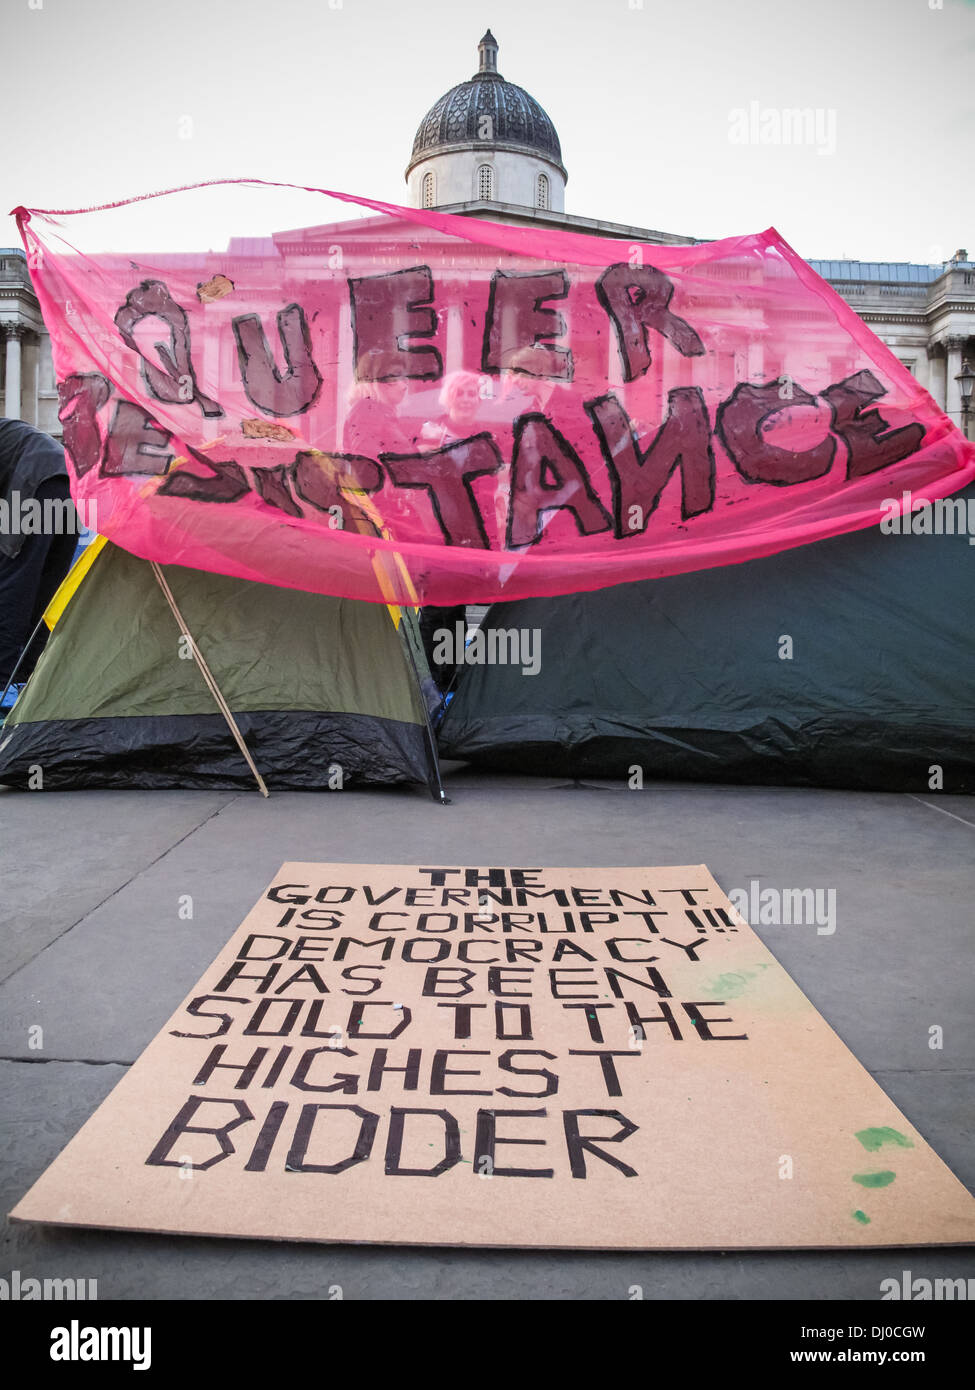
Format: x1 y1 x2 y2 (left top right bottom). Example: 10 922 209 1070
1 781 970 1074
1 776 972 1299
0 789 237 983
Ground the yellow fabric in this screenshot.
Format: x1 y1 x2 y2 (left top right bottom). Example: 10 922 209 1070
43 534 107 629
41 469 416 637
346 484 418 628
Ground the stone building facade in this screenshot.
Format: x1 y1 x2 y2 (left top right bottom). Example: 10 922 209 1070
405 32 975 439
2 30 972 439
0 248 59 434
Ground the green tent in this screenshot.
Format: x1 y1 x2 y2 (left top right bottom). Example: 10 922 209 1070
438 484 975 793
0 542 443 796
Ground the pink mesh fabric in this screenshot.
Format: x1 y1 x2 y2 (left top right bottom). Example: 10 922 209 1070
14 179 974 605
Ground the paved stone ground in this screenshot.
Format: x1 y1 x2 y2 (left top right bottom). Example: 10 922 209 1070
1 769 972 1300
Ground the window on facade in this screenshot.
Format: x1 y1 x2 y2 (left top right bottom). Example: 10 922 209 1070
477 165 494 201
536 174 549 210
421 172 435 209
899 359 916 375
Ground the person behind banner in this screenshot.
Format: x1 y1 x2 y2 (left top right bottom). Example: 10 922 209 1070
0 418 79 696
340 353 420 540
342 353 416 458
416 369 485 450
497 346 559 423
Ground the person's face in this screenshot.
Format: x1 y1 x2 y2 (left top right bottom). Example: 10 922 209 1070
449 380 481 427
501 371 556 413
377 379 407 408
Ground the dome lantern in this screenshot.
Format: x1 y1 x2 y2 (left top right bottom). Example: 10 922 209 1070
477 29 499 76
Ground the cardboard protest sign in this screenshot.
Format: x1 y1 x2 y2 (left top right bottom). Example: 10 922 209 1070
13 863 975 1249
13 181 975 606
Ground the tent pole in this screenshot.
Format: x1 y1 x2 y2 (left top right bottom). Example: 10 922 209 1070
396 614 449 805
0 611 48 713
150 562 270 798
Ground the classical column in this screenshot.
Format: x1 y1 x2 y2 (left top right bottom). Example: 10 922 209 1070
337 286 354 452
945 336 964 426
3 323 26 420
445 302 464 374
926 343 947 410
912 347 930 393
39 331 56 393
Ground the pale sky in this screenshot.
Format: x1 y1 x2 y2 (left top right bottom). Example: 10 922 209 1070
2 0 973 262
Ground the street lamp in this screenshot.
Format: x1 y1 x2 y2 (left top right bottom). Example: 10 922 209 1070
956 360 975 440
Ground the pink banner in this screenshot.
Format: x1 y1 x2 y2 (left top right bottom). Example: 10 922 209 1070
14 179 975 605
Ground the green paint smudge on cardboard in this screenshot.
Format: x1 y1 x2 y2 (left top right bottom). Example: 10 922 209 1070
702 964 769 998
852 1210 871 1225
853 1171 896 1188
855 1126 913 1152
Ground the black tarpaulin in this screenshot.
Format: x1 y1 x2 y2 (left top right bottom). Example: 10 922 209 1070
438 486 975 792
